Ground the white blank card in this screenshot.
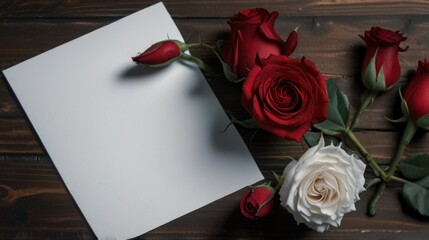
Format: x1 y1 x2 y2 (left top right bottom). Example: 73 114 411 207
3 2 263 239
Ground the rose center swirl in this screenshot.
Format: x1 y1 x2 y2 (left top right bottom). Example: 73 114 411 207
267 79 302 113
306 175 338 203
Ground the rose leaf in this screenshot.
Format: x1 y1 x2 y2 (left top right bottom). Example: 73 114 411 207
225 115 259 130
314 79 350 135
398 153 429 180
303 131 320 148
403 174 429 216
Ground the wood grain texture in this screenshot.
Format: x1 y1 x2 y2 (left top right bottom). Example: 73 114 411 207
1 0 429 239
0 158 428 239
1 0 429 18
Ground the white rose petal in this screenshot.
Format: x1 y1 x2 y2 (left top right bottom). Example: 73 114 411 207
279 136 366 232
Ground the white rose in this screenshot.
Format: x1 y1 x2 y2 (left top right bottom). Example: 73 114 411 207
279 136 366 232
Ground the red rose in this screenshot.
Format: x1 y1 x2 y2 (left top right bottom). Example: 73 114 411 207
403 60 429 129
360 27 408 91
240 185 277 220
242 55 328 143
221 8 298 78
132 40 182 66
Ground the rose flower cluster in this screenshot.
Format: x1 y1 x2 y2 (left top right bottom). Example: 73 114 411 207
132 8 429 233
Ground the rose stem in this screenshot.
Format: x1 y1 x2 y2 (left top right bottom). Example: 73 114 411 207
344 128 388 181
368 181 386 217
390 175 412 184
367 119 417 216
349 90 378 131
386 120 418 180
365 178 381 190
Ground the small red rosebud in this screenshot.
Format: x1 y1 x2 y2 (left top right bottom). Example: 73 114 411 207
239 184 277 220
132 40 181 66
403 60 429 129
360 27 407 91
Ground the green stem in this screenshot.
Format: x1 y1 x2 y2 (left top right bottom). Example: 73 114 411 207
349 90 378 131
180 53 207 71
201 43 215 50
386 120 418 180
368 182 386 217
344 129 388 181
390 175 412 184
365 178 381 190
366 120 417 216
185 43 203 49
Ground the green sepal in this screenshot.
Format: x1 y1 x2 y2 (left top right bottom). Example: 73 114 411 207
271 171 281 183
314 79 350 135
402 174 429 216
416 114 429 130
386 89 410 123
179 53 207 71
376 67 387 90
148 57 181 68
361 49 386 91
399 153 429 180
253 183 277 217
172 40 190 52
211 40 245 83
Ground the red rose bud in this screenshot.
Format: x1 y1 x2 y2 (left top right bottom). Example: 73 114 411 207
241 55 328 143
240 185 277 220
403 60 429 129
132 40 182 66
360 27 408 91
221 8 298 78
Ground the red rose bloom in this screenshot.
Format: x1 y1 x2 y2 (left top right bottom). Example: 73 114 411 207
132 40 181 66
360 27 407 91
240 185 277 220
242 55 328 143
403 60 429 129
222 8 298 78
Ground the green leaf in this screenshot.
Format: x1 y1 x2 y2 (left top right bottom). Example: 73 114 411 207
398 153 429 180
416 114 429 130
403 174 429 216
212 40 245 83
223 116 259 132
233 117 259 128
314 79 350 135
303 131 320 148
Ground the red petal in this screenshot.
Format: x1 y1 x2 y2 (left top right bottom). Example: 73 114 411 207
282 30 298 56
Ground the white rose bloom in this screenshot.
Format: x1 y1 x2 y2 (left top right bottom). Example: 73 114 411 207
279 136 366 232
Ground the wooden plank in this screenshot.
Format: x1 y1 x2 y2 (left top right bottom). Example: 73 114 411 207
0 158 428 239
1 16 429 154
1 0 429 18
1 16 428 76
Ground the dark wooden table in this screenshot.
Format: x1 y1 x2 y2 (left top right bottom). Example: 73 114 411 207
1 1 429 239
